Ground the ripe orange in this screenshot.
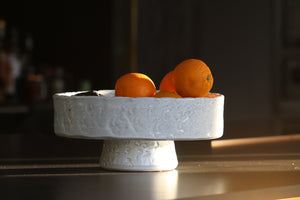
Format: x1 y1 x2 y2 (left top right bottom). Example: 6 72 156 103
205 93 220 98
174 59 213 97
115 73 156 97
154 90 182 98
159 71 177 93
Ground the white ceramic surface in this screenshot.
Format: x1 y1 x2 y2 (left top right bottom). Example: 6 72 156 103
53 90 224 140
99 140 178 171
53 90 224 171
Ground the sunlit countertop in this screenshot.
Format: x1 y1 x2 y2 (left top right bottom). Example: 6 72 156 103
1 134 300 199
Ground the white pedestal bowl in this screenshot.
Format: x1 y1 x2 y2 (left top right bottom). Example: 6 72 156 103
53 90 224 171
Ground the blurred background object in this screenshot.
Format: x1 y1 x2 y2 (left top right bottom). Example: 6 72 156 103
0 0 299 139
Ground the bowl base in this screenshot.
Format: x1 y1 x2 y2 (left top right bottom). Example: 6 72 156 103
99 140 178 171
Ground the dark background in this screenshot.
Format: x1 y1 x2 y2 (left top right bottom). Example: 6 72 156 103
0 1 112 90
1 0 300 140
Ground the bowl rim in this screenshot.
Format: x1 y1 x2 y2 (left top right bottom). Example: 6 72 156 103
53 90 224 100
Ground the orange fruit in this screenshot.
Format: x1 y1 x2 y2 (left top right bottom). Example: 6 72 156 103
154 90 182 98
115 73 156 97
159 71 177 93
174 59 213 97
205 93 220 98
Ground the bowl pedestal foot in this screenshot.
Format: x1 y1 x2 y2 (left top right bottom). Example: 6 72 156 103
99 140 178 171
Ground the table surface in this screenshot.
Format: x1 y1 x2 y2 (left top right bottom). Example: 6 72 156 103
1 134 300 200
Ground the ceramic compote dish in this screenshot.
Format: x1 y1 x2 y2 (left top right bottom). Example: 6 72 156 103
53 90 224 171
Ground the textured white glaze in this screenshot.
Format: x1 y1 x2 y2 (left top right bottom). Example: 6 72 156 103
54 90 224 171
99 140 178 171
53 90 224 140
